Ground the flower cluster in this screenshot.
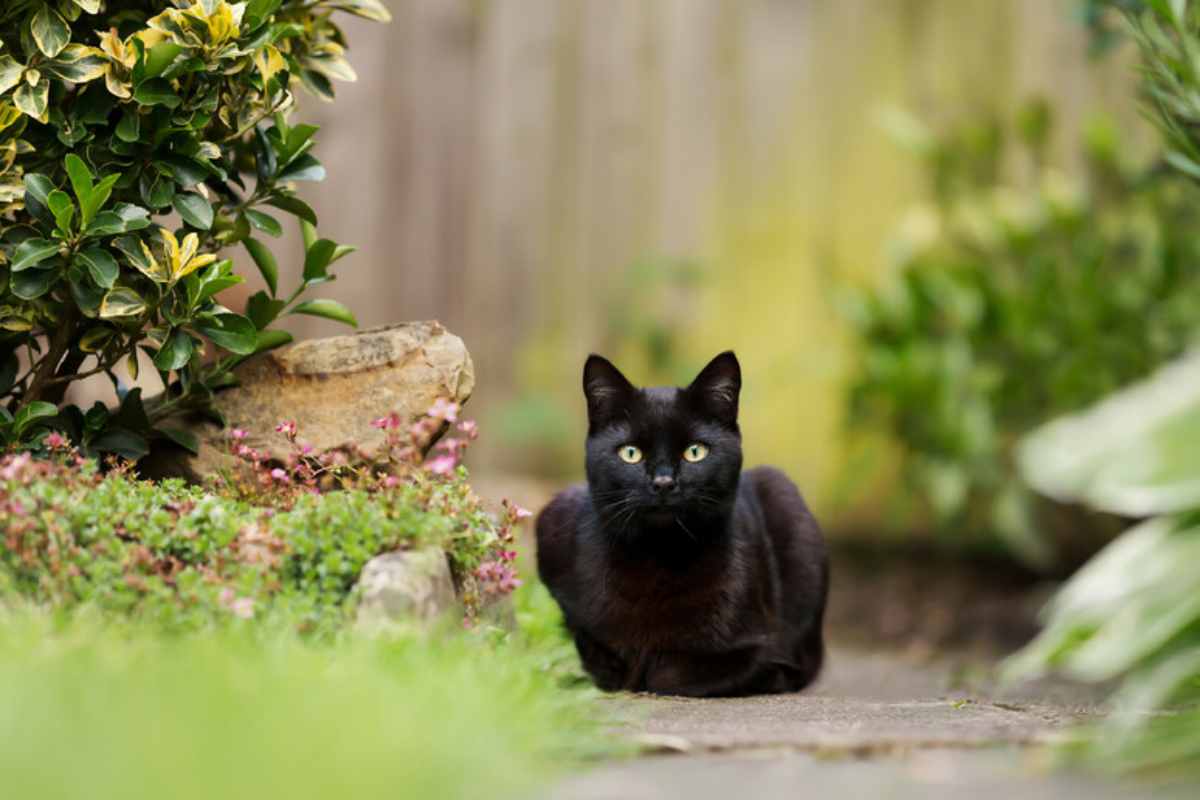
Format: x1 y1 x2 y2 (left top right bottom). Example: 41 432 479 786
209 400 529 622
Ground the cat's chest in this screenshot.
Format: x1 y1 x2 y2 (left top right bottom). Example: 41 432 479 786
576 543 756 651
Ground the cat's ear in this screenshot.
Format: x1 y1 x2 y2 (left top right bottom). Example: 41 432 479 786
687 351 741 425
583 355 636 430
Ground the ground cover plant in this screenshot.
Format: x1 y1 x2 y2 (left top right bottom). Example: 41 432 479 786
0 0 388 455
1 400 522 633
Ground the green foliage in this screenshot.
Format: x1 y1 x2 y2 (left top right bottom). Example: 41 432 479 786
0 612 609 800
0 1 386 453
1006 354 1200 777
0 448 507 636
843 101 1200 566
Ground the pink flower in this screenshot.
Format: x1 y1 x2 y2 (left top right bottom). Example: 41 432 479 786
457 420 478 439
231 597 255 619
425 454 458 475
427 398 460 423
498 549 518 562
383 475 400 489
275 420 297 438
512 504 532 520
230 429 248 441
45 432 68 450
219 587 235 605
270 467 290 484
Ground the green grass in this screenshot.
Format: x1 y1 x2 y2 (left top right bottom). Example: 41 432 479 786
0 609 609 800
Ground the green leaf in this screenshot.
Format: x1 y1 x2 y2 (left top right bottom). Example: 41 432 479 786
253 328 294 355
23 174 55 209
142 42 183 80
159 426 200 455
65 154 95 209
42 45 108 83
90 428 149 460
174 192 214 230
78 325 114 352
14 77 49 122
265 194 317 225
245 209 282 237
1019 352 1200 516
0 55 23 96
300 219 317 251
133 79 182 109
194 314 257 355
303 239 338 282
13 401 58 436
279 154 326 182
328 0 393 23
139 171 175 209
243 237 278 296
72 0 103 13
31 7 71 58
70 273 105 317
99 287 147 319
81 174 118 228
47 190 75 234
77 247 119 289
11 238 59 271
246 290 286 329
11 269 57 300
116 109 140 142
153 329 196 371
290 299 357 327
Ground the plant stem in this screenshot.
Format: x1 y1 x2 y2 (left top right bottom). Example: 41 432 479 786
18 310 78 413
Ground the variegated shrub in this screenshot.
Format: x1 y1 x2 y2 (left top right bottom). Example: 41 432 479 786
0 1 389 455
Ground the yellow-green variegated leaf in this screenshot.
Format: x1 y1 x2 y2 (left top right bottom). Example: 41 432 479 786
99 287 147 319
13 78 49 123
0 56 22 96
304 54 357 83
43 45 109 84
31 7 72 59
79 326 114 353
72 0 103 14
0 102 22 132
254 44 285 85
104 69 132 100
330 0 393 23
175 253 216 280
136 241 170 283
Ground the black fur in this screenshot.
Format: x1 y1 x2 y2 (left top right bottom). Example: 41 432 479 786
536 351 829 696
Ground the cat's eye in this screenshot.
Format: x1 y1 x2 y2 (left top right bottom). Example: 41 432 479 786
683 443 709 463
617 445 643 464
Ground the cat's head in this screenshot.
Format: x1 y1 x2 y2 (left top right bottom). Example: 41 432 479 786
582 351 743 532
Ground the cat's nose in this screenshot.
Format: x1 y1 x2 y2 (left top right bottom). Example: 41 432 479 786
652 474 676 493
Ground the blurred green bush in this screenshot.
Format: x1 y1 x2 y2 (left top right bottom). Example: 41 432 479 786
843 99 1200 567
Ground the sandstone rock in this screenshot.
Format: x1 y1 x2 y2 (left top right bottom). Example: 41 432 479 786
354 548 458 631
143 321 474 481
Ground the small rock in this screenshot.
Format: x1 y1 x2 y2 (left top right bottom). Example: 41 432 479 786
141 321 474 481
354 548 458 631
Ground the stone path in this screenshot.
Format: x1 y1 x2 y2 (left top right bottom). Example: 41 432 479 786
546 646 1187 799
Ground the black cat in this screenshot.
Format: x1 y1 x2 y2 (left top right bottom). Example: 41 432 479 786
535 351 829 697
